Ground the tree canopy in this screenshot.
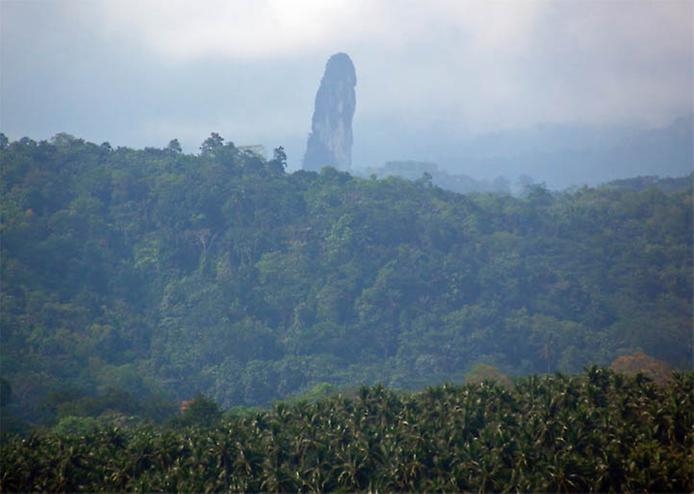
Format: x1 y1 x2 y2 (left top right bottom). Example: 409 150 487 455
0 132 691 426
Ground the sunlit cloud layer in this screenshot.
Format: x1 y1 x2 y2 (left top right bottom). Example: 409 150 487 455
92 1 540 61
92 0 369 60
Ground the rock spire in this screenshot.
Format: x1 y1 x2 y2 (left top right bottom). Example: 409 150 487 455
303 53 356 172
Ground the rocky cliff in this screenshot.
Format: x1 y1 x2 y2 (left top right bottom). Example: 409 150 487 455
303 53 356 172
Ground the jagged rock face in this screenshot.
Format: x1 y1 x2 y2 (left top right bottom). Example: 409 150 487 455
303 53 356 172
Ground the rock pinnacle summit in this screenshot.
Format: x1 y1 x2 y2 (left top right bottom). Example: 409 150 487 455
302 53 356 172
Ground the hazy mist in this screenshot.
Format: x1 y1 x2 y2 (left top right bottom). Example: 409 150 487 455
2 0 692 187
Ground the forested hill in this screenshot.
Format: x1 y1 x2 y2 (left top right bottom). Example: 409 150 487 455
1 133 691 426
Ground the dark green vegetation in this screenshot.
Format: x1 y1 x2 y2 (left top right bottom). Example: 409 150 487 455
0 133 692 430
2 369 692 492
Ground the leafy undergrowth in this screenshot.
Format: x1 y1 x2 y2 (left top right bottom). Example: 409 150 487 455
2 368 692 492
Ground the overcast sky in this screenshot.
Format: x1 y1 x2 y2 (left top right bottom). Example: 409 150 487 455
1 0 692 173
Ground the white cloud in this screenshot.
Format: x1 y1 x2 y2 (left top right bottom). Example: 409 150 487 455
93 0 371 60
3 0 691 151
87 0 546 61
83 0 691 129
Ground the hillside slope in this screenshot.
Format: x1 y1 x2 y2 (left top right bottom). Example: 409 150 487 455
1 133 691 424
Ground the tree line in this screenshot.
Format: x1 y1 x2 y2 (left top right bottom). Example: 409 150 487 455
0 133 691 429
1 369 692 492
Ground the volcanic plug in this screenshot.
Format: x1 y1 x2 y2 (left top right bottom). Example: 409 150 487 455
303 53 356 172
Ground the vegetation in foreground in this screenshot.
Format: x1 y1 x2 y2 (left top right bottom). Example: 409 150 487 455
2 368 692 492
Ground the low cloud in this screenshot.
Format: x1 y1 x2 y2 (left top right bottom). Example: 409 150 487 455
91 0 370 61
2 0 691 156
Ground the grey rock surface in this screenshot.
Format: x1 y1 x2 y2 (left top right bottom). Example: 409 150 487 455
303 53 356 172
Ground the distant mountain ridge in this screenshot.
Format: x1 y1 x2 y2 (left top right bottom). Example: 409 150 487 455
352 114 693 189
601 173 693 194
356 160 511 195
358 161 692 197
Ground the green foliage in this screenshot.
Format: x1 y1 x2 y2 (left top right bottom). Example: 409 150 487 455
284 382 338 404
464 363 513 388
0 134 692 427
176 394 222 427
1 370 692 492
52 415 100 436
0 378 11 407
